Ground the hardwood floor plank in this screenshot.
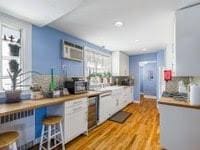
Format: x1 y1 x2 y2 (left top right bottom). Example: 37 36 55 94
66 99 160 150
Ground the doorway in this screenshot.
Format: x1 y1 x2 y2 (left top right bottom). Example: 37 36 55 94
139 61 157 100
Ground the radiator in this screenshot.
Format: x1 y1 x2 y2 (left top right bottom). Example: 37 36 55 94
0 110 35 150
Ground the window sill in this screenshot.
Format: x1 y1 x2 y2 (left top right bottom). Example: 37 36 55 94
0 90 31 103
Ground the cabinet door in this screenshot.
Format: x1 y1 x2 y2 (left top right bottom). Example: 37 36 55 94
99 96 108 123
106 95 114 117
112 52 129 76
176 5 200 76
112 52 120 76
64 109 87 143
119 52 129 76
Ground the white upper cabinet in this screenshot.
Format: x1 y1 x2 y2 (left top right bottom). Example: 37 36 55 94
176 4 200 76
112 51 129 76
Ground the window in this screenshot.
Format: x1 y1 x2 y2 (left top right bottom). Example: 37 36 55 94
84 49 111 77
0 13 32 91
0 25 22 90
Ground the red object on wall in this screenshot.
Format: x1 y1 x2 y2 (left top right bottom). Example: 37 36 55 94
164 70 172 81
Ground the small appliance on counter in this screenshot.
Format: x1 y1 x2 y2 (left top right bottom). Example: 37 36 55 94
64 77 89 94
112 76 134 86
190 85 200 105
30 84 44 100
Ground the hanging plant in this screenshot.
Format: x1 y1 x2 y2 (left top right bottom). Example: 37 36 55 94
9 44 20 56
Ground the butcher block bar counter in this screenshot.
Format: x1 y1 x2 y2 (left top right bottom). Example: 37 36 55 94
158 97 200 109
0 91 101 117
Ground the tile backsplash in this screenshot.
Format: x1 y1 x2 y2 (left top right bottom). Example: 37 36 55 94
32 74 65 92
165 76 200 93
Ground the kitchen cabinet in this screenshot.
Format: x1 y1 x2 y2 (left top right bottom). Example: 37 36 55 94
176 4 200 76
47 98 88 143
99 92 112 124
99 86 133 124
112 51 129 76
159 103 200 150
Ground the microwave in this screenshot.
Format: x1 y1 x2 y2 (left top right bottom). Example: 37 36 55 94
64 80 88 94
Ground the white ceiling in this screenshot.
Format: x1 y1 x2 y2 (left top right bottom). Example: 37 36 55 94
50 0 180 55
0 0 83 26
0 0 199 55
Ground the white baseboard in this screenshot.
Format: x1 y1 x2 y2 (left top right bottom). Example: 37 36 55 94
144 95 157 99
133 100 140 103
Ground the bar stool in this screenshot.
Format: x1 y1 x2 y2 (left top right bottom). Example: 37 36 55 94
39 116 65 150
0 131 19 150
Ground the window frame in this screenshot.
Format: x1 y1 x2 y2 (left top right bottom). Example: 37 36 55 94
84 47 112 77
0 13 32 92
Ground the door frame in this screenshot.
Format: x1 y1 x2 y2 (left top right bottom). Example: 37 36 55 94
139 61 157 101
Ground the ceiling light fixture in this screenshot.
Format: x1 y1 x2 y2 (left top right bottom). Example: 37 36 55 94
142 48 147 51
114 21 123 27
135 40 139 43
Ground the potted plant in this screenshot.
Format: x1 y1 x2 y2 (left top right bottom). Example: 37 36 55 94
103 72 108 83
9 44 20 56
106 72 112 83
88 73 96 84
5 59 22 103
96 73 103 83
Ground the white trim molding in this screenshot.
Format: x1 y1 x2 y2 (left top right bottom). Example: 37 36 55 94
0 12 32 91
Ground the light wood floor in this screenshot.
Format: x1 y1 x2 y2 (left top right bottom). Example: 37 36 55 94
66 99 160 150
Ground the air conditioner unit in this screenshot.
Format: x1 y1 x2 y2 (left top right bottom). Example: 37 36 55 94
62 40 84 62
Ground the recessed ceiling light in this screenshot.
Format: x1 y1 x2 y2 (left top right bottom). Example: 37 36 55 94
114 21 123 27
142 48 147 51
135 40 139 43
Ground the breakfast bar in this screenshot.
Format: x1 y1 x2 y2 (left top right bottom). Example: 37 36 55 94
0 91 102 117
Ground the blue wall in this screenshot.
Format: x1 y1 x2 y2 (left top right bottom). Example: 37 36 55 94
32 25 111 138
129 51 165 100
32 25 111 76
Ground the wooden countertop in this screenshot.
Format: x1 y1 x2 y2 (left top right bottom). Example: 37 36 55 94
0 91 101 117
158 97 200 110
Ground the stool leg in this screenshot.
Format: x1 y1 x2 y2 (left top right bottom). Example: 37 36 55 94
47 125 51 150
53 124 56 146
8 142 17 150
39 125 45 150
59 122 65 150
12 142 17 150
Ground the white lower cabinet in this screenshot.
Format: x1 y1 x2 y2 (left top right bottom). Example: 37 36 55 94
99 92 112 124
99 86 133 124
64 107 87 143
47 98 88 144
